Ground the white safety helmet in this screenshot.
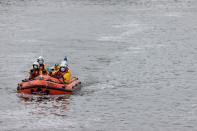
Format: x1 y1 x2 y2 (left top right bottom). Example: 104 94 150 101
60 61 68 67
33 61 39 69
60 61 68 72
37 56 44 65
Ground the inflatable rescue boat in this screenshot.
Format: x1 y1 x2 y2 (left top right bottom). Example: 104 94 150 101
17 75 81 95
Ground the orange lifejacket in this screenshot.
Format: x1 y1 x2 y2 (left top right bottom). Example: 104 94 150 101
39 64 48 75
52 71 64 79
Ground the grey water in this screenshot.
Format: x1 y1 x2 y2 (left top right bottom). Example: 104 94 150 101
0 0 197 130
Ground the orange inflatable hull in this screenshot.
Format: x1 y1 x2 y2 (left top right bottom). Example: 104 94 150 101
17 75 81 95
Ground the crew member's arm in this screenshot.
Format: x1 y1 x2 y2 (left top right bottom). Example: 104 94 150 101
29 69 34 79
51 70 58 77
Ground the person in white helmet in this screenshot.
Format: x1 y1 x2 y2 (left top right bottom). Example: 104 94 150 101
52 61 72 84
37 56 48 75
29 61 40 79
51 56 68 76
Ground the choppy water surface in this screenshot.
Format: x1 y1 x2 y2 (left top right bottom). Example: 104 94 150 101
1 0 197 130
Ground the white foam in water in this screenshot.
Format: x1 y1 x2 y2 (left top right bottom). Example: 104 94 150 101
19 39 40 43
112 22 140 28
120 27 145 37
97 83 115 90
164 12 182 17
98 22 147 42
127 46 142 50
98 35 122 42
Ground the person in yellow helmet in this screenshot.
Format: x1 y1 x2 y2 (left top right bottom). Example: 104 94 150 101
37 56 48 75
52 62 72 84
50 64 60 76
53 64 60 72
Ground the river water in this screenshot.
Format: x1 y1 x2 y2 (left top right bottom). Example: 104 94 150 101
0 0 197 130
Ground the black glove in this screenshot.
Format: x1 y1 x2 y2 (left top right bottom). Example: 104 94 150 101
22 79 28 82
30 69 34 73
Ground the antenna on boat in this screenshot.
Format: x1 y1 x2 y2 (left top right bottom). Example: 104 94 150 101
40 47 44 78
